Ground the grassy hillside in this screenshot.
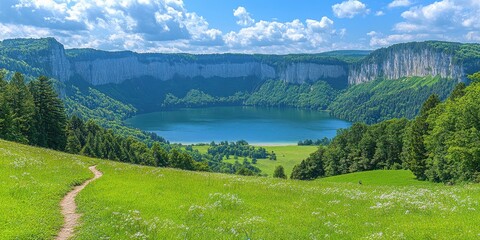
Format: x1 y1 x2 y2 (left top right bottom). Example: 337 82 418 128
2 140 480 239
0 140 96 239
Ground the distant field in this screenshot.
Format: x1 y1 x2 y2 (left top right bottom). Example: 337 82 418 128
2 140 480 239
193 145 317 177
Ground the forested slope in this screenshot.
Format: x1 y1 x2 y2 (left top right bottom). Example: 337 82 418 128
292 73 480 183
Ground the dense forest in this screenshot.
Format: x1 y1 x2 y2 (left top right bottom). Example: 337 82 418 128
329 76 457 124
246 80 337 110
292 73 480 183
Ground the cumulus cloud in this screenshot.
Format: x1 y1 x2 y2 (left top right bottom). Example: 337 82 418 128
0 0 224 51
332 0 369 18
0 0 345 53
395 0 480 33
388 0 412 8
224 17 336 51
375 11 385 16
233 6 254 26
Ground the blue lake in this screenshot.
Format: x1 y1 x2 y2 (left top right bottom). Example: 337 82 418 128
125 107 351 144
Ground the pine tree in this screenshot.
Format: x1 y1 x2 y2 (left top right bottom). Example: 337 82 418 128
0 71 14 140
65 130 82 154
403 94 440 180
30 76 66 150
5 72 34 143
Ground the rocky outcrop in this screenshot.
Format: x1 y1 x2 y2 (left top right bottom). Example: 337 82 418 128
348 47 465 85
49 42 71 83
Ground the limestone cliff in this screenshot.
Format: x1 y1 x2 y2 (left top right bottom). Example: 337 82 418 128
348 42 469 85
67 52 348 86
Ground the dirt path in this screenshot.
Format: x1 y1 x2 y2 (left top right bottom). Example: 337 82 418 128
56 165 103 240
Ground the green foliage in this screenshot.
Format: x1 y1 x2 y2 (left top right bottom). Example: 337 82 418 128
292 118 409 180
273 165 287 179
421 81 480 182
4 72 35 143
0 72 66 149
163 89 249 108
468 72 480 82
65 85 136 122
29 76 67 150
246 80 338 110
296 77 480 183
64 117 207 172
330 76 457 124
207 140 271 160
402 95 440 180
297 137 331 146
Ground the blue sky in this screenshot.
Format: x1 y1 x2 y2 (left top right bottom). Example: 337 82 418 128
0 0 478 53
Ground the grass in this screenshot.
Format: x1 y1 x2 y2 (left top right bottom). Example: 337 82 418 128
2 140 480 239
0 140 96 239
320 170 434 186
193 145 317 177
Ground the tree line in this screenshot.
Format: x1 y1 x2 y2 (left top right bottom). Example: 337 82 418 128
292 73 480 183
207 140 276 161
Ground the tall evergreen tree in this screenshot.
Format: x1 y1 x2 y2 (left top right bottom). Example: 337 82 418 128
0 71 14 140
29 76 67 150
402 94 440 180
5 72 35 143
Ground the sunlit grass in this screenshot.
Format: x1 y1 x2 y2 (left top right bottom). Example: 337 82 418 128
2 140 480 239
76 162 480 239
0 140 95 239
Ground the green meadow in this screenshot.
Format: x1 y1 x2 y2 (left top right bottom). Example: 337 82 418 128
0 140 95 239
1 140 480 239
193 145 317 177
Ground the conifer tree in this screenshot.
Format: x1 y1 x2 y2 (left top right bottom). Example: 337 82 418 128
30 76 66 149
403 94 440 180
5 72 34 143
0 71 13 140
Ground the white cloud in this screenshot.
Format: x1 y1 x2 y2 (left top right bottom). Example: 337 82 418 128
0 0 225 51
224 17 337 51
388 0 412 8
395 0 480 33
375 11 385 16
0 0 345 53
332 0 369 18
233 6 254 26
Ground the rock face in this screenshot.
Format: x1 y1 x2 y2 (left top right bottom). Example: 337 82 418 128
68 55 348 86
348 48 465 85
49 42 71 83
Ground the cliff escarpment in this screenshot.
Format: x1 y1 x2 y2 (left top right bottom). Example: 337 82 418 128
348 41 480 85
66 50 349 87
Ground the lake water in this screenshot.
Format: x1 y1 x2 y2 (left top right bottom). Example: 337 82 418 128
125 107 351 145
